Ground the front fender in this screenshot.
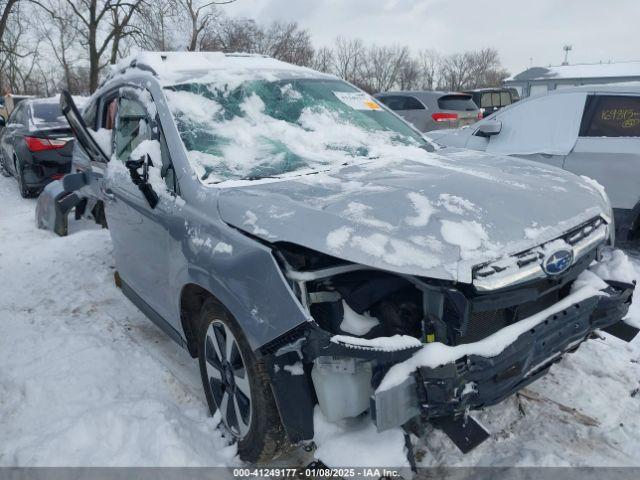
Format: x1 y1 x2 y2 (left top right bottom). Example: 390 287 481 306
174 228 312 352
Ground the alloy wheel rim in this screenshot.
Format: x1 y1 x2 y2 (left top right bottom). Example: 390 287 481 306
204 320 252 439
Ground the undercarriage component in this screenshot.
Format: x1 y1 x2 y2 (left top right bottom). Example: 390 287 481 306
370 375 420 432
602 320 640 342
431 415 490 454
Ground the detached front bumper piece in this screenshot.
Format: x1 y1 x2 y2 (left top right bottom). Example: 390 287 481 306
371 280 636 432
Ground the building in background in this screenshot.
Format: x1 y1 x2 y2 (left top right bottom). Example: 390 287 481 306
504 61 640 98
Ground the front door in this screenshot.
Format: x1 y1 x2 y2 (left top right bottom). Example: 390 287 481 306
564 94 640 214
105 87 181 323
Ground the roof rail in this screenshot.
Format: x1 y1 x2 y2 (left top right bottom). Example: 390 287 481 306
98 58 158 89
129 59 158 76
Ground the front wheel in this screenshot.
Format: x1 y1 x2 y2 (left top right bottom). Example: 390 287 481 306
197 299 287 463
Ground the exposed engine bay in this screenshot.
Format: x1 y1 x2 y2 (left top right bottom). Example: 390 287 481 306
268 239 637 453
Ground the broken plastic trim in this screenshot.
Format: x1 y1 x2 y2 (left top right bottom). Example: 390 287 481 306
370 279 634 437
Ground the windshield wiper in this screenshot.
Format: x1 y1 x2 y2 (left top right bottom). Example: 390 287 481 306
242 175 280 181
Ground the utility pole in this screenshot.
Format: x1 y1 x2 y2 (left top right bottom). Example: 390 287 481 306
562 45 572 65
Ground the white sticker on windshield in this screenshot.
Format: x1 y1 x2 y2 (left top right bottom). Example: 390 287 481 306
333 91 382 111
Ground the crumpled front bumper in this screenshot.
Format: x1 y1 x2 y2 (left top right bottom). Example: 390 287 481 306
371 280 635 432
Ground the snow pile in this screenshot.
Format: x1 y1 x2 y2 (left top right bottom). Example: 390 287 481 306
589 248 636 284
405 192 436 227
437 193 477 215
344 201 395 231
330 334 422 352
89 128 113 157
339 301 380 336
312 407 410 469
325 227 443 271
0 177 236 467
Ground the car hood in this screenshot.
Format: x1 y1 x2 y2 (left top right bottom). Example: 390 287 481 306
217 147 609 283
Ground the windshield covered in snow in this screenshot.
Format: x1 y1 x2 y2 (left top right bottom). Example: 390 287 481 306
164 78 430 183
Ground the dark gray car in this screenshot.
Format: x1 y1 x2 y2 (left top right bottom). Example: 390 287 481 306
375 91 480 132
48 52 636 463
0 98 74 197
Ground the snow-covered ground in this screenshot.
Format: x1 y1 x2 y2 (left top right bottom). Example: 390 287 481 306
0 172 639 468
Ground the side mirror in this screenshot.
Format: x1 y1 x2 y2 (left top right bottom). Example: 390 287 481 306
474 120 502 138
125 154 159 209
0 116 5 128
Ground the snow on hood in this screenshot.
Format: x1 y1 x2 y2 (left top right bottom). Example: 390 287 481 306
217 148 610 283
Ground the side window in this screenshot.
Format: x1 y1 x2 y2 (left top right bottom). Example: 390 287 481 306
115 97 152 162
480 93 493 108
378 96 403 110
403 96 425 110
82 100 97 129
379 95 423 111
500 91 511 106
8 104 24 125
579 95 640 137
114 92 178 194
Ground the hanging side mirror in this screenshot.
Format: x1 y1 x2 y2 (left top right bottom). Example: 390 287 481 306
125 153 159 209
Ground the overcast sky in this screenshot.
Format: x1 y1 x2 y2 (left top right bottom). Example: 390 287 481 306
223 0 640 75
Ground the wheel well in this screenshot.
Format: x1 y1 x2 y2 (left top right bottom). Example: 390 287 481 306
629 210 640 240
180 283 221 358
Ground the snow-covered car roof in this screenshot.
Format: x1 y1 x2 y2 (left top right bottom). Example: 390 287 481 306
506 61 640 82
108 51 334 87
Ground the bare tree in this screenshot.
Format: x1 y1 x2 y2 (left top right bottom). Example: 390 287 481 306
258 21 314 66
34 0 87 93
33 0 144 92
202 16 261 52
131 0 183 51
397 56 419 90
312 46 334 74
333 36 365 86
0 2 43 94
0 0 19 50
416 49 439 90
360 44 409 93
439 52 472 90
466 47 509 88
177 0 238 52
439 48 508 90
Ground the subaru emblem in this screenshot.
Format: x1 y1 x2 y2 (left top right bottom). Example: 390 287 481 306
542 249 574 275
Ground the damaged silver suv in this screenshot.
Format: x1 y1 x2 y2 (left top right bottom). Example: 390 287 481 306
48 52 637 462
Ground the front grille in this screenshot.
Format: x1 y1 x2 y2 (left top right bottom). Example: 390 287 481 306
459 309 510 343
458 289 562 345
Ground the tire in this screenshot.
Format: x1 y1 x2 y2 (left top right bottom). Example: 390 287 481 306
15 158 33 198
197 299 287 463
0 153 10 177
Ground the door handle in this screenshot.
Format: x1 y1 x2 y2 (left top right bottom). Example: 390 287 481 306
103 188 116 200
